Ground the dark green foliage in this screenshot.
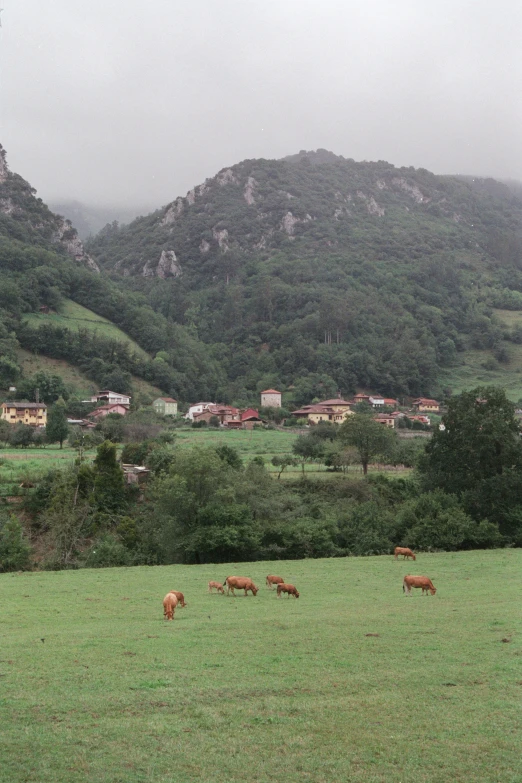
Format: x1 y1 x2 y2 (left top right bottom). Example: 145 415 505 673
0 515 31 571
339 414 396 474
420 386 522 495
95 414 126 443
8 424 35 448
15 372 69 404
92 441 126 512
46 399 69 448
83 534 132 568
215 445 243 470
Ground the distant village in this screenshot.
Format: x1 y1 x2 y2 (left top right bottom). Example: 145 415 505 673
0 386 441 431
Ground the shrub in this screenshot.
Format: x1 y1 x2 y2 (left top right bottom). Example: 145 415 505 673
83 534 132 568
0 515 32 571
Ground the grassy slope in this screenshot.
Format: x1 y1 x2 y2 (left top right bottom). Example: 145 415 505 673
23 299 150 360
440 309 522 401
1 550 520 783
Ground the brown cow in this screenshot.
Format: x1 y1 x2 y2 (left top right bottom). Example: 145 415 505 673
277 583 299 598
163 591 179 620
403 576 436 596
394 547 416 561
169 590 187 607
208 581 225 594
224 576 258 596
266 575 284 589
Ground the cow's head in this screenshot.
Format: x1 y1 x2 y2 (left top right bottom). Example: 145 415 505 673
429 586 436 595
252 585 258 596
294 590 300 598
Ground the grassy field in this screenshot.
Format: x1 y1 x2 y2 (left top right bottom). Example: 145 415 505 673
0 550 520 783
0 447 96 500
23 299 150 359
440 309 522 401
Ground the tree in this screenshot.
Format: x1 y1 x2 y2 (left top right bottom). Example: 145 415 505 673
0 515 31 571
46 399 69 449
338 415 396 475
271 454 298 479
292 435 325 475
9 424 34 449
419 386 522 496
92 440 126 512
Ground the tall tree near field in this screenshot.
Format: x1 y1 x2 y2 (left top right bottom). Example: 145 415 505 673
419 386 522 496
92 440 126 512
46 398 69 449
339 414 396 475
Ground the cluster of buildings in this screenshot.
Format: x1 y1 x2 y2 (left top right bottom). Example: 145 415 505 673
0 381 441 434
186 403 263 429
291 395 440 428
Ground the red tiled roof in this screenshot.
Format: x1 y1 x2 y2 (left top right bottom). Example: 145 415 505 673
241 408 261 421
260 389 281 395
159 397 177 403
413 398 439 405
320 398 352 405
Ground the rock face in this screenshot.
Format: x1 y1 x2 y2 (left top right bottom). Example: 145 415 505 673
142 250 181 278
0 144 99 272
0 146 8 184
54 217 100 272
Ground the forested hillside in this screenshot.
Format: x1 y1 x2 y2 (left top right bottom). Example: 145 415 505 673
87 150 522 401
3 145 522 405
0 146 221 402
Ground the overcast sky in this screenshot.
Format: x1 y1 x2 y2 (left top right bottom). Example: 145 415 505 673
1 0 521 208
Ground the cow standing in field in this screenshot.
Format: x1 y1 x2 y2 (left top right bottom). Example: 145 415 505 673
394 547 416 561
163 591 179 620
224 576 259 596
208 581 225 594
403 576 436 596
169 590 187 607
277 583 299 598
266 575 284 589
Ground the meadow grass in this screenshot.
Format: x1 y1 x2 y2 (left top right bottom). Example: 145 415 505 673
23 299 150 360
1 550 520 783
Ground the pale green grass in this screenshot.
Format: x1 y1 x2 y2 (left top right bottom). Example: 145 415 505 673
23 299 150 359
0 550 520 782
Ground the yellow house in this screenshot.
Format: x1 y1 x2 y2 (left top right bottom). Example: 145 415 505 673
293 404 354 425
1 401 47 428
412 398 440 414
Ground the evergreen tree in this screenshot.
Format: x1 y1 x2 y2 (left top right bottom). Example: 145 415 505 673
92 440 126 512
46 398 69 449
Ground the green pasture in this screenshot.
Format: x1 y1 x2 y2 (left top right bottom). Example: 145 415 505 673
0 447 95 499
0 550 520 782
23 299 150 359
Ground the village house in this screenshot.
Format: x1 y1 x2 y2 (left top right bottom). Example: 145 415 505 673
1 401 47 428
369 395 385 408
374 413 395 428
319 398 354 413
412 398 440 414
353 393 371 405
240 408 262 429
122 464 150 485
260 389 282 408
292 402 354 425
192 404 240 426
88 403 129 420
152 397 178 416
383 398 399 408
91 390 131 407
186 402 215 420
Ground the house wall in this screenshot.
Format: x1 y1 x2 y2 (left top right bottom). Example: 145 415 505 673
261 393 281 408
1 405 47 428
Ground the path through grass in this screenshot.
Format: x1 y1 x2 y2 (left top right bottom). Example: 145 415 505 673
1 550 520 782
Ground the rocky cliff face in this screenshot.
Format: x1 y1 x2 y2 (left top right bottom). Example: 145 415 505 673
0 145 99 272
87 149 522 281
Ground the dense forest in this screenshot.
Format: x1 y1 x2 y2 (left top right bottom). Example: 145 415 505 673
2 145 522 404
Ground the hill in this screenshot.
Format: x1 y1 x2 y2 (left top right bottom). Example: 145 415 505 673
85 150 522 401
0 145 221 402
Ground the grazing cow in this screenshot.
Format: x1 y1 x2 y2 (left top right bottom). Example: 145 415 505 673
403 576 436 596
266 575 284 589
163 591 179 620
277 583 299 599
169 590 186 607
394 547 416 561
208 581 225 594
224 576 258 596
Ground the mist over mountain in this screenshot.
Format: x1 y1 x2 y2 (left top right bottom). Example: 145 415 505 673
47 201 158 240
